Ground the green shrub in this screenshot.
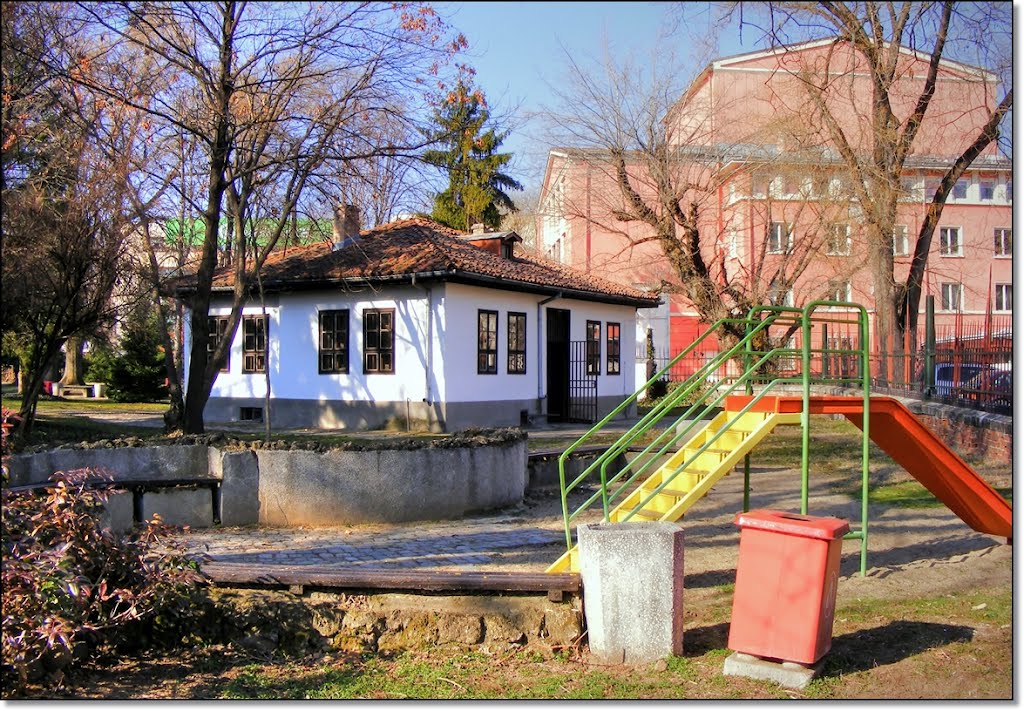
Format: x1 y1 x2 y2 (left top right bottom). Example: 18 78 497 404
1 458 207 694
103 311 168 402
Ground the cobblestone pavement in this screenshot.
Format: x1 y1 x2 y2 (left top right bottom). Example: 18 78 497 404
177 502 574 574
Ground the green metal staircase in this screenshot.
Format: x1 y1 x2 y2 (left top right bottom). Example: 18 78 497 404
546 302 872 575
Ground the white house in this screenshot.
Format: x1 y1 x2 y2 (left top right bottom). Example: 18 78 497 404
178 215 660 432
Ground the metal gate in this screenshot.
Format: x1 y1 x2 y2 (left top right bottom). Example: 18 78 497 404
568 340 597 423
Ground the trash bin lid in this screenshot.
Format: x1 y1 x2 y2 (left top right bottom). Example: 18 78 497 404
734 509 850 540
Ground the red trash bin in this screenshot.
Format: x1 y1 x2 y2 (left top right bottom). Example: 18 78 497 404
727 509 849 665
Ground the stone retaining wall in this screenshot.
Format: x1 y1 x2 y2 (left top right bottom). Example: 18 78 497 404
903 400 1012 465
207 589 583 656
4 438 528 528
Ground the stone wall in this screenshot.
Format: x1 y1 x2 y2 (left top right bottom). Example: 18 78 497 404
5 438 528 529
206 589 583 656
903 401 1012 465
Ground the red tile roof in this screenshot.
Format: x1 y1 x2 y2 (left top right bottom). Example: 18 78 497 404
193 216 659 307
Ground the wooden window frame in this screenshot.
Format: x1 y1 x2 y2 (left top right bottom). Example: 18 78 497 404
318 309 349 374
242 314 267 374
477 309 498 375
606 322 621 375
507 312 527 375
586 320 601 376
207 316 230 373
363 308 395 374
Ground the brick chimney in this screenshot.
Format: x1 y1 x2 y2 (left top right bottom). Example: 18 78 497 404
471 223 486 235
332 203 362 250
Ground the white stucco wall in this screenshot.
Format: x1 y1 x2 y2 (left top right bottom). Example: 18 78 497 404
183 282 647 414
184 287 437 405
441 283 640 404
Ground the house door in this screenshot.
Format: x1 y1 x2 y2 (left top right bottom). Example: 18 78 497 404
546 308 571 422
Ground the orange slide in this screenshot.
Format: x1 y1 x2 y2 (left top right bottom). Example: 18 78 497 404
729 395 1013 540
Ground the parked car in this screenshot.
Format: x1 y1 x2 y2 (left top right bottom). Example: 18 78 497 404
962 367 1012 412
932 363 986 398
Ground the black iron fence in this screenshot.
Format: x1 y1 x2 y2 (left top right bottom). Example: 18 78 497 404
640 309 1012 416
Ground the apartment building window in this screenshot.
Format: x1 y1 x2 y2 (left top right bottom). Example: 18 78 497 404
994 227 1011 257
980 180 994 201
767 222 792 254
952 179 968 200
363 308 394 373
827 279 852 303
207 316 230 373
606 322 621 375
242 315 267 373
995 284 1011 312
768 281 794 308
318 309 349 374
892 224 910 256
586 320 601 375
507 312 526 374
925 179 940 201
900 177 919 201
477 309 498 374
826 223 851 256
751 174 769 196
939 226 962 256
940 282 963 312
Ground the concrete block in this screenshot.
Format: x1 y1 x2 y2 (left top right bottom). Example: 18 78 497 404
722 651 824 690
218 450 259 526
142 488 215 528
99 490 134 533
578 522 685 665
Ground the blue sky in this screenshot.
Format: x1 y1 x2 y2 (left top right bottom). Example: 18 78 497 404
439 2 756 190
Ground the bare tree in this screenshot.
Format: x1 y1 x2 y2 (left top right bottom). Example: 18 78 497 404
733 1 1012 373
539 43 856 350
1 1 146 437
51 1 467 433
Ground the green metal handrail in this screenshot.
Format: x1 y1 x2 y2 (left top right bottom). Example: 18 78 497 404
553 301 874 573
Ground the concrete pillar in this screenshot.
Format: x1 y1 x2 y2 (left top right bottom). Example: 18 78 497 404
578 522 685 665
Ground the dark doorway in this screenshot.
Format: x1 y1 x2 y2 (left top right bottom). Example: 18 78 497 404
546 308 570 422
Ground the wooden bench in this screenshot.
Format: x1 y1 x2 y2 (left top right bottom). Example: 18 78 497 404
200 562 581 601
7 477 222 525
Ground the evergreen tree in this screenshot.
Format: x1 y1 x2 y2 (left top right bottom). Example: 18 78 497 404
424 81 523 230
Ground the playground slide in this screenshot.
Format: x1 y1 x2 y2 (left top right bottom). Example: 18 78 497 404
776 396 1012 540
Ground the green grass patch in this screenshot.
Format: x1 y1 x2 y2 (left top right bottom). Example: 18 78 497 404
867 481 1013 509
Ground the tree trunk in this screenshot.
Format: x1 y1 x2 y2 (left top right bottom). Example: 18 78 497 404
59 336 85 385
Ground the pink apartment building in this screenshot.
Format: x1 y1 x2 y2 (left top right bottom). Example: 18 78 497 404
537 39 1012 373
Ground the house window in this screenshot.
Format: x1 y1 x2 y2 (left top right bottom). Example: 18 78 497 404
939 227 962 256
586 320 601 375
501 241 514 259
242 315 267 373
318 309 349 374
207 316 230 373
826 223 850 256
892 225 910 256
239 406 263 422
363 308 394 373
751 174 769 196
994 228 1011 257
952 179 968 200
940 282 963 312
477 309 498 374
606 322 621 375
767 222 792 254
827 279 852 303
925 179 940 201
507 312 526 374
980 180 994 200
995 284 1011 312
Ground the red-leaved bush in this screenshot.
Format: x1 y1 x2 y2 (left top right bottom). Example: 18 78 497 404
1 411 208 694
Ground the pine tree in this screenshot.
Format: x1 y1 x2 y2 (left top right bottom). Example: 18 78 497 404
424 81 523 230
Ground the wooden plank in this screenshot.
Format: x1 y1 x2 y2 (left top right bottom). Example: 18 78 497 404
201 562 580 594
